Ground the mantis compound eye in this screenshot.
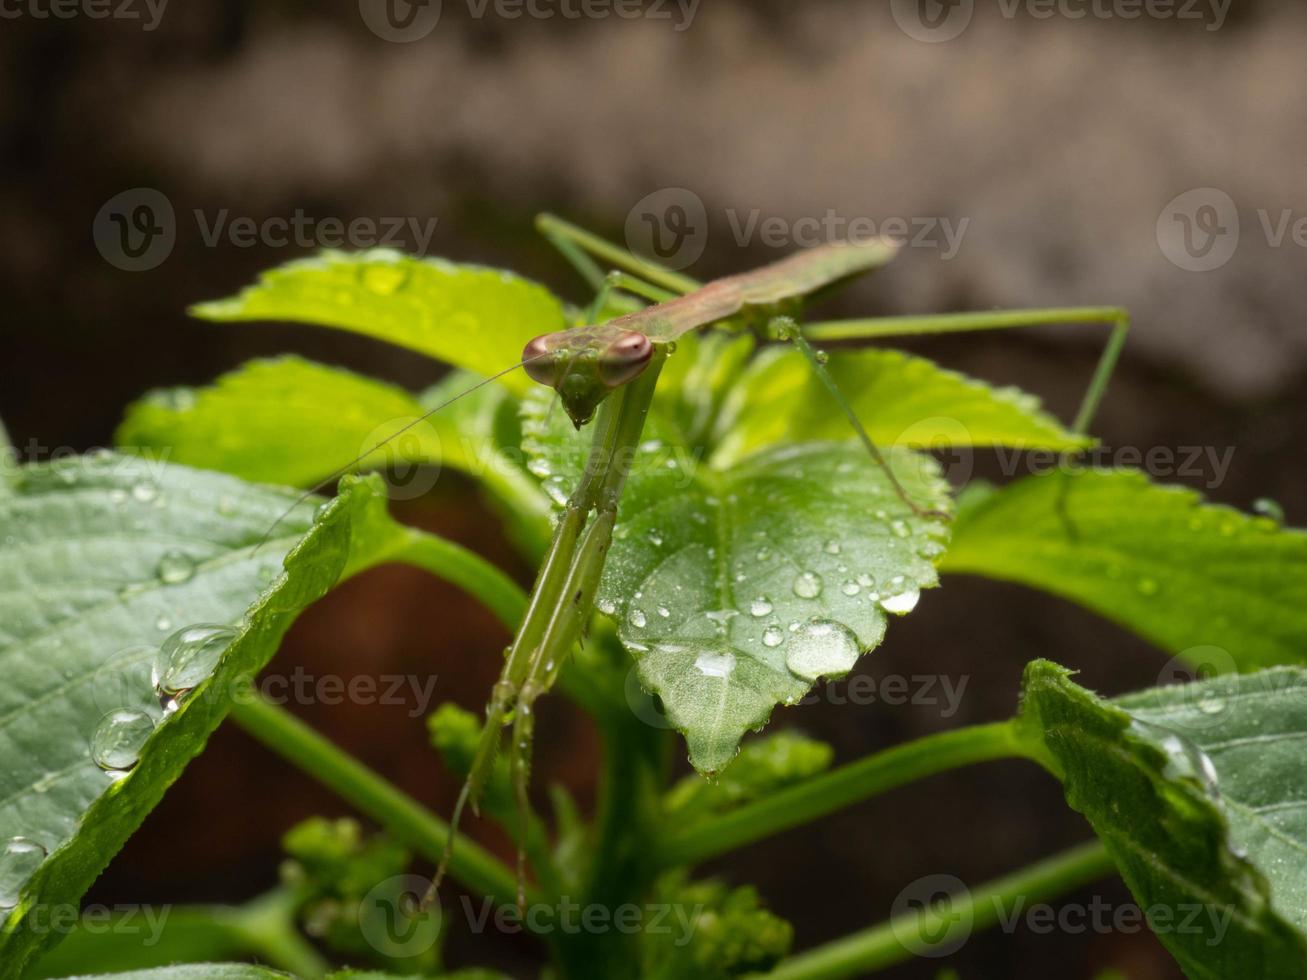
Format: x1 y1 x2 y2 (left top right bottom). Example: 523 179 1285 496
522 334 559 388
598 331 653 388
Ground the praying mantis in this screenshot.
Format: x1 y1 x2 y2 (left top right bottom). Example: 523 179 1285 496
412 213 1131 909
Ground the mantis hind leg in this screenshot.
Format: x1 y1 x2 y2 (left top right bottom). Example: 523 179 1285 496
803 308 1131 438
770 315 948 520
804 308 1132 540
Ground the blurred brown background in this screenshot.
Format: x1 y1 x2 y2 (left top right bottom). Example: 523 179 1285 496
3 1 1305 977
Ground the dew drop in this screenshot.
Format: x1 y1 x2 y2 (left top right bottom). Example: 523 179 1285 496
857 573 876 588
824 539 841 555
1198 695 1225 716
154 614 173 632
596 597 616 616
841 581 861 596
889 519 911 539
156 550 196 586
628 608 647 628
152 624 238 697
647 529 664 547
1253 498 1285 526
0 838 47 909
785 620 861 681
360 263 408 295
762 625 784 648
656 605 671 618
880 587 921 615
792 571 823 599
131 481 158 504
91 709 155 773
749 597 773 618
694 652 735 678
705 609 738 627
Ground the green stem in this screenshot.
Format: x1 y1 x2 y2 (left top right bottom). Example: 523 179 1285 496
378 527 528 630
757 841 1114 980
229 890 331 979
657 721 1032 868
535 213 700 295
229 693 529 909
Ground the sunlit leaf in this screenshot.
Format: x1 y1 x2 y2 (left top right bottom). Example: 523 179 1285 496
712 347 1090 466
944 469 1307 670
191 250 566 395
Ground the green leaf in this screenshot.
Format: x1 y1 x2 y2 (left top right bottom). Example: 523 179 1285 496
29 909 254 978
711 347 1090 466
942 469 1307 670
115 357 551 557
116 357 445 489
1019 661 1307 978
47 969 291 980
191 250 565 395
524 391 952 773
0 454 396 973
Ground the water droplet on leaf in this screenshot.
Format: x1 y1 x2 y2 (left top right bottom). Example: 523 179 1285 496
749 597 773 617
0 838 47 908
91 709 155 773
156 551 196 585
762 625 784 648
152 624 238 697
694 652 735 678
879 587 921 615
792 571 823 599
785 620 861 681
628 608 647 628
131 481 158 504
1253 498 1285 526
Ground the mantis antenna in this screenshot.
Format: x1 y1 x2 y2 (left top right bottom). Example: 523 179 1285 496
254 355 543 551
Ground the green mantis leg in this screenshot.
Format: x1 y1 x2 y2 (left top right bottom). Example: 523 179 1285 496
803 308 1131 438
770 316 948 520
427 349 665 909
536 212 700 295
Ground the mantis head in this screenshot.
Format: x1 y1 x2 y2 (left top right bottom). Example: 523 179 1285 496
523 328 654 428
